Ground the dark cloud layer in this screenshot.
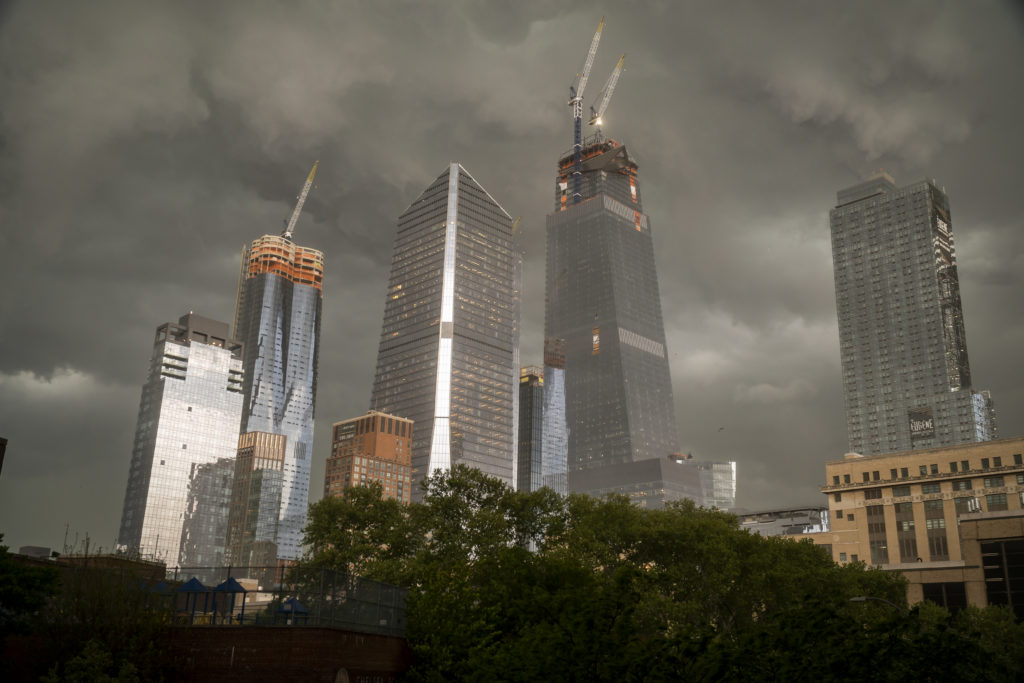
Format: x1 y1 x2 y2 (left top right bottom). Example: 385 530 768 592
1 1 1022 551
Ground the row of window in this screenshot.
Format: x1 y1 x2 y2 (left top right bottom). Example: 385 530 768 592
835 474 1022 502
832 453 1023 486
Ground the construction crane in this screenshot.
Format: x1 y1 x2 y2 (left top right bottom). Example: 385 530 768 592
282 160 319 241
568 17 604 204
589 53 626 130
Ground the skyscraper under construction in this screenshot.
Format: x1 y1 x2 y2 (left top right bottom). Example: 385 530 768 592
545 135 693 507
370 163 518 498
829 173 997 455
232 163 324 561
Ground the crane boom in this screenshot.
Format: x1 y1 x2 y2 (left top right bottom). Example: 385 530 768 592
589 54 626 125
572 16 604 100
282 160 319 240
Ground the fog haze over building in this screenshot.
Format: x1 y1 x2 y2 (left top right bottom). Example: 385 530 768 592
1 2 1022 551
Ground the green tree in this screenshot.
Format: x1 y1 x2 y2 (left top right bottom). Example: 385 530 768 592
299 467 1024 681
0 533 59 635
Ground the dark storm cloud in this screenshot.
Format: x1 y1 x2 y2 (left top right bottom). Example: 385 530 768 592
1 1 1021 549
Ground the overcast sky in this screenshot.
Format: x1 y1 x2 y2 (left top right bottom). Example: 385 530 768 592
1 1 1022 553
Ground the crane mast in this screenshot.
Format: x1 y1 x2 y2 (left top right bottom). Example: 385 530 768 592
568 18 604 205
282 160 319 241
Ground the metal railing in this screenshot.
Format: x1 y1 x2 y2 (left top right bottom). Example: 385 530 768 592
167 565 408 637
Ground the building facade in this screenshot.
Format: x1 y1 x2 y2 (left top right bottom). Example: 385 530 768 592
370 163 518 498
179 456 235 568
696 460 738 510
829 173 997 456
118 314 244 567
540 338 569 496
324 411 413 503
233 233 323 560
225 431 286 567
545 136 682 507
516 367 545 493
816 437 1024 612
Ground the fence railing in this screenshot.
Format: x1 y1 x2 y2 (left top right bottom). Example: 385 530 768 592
166 565 408 637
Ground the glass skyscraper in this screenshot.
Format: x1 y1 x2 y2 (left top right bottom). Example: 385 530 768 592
829 172 997 456
545 137 685 507
517 367 544 493
117 314 244 567
233 233 323 560
370 163 518 498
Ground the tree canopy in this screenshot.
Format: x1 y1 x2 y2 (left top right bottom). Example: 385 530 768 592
299 466 1023 681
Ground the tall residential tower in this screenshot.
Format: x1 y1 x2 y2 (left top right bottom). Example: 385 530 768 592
232 165 324 560
545 137 688 508
118 314 244 566
370 163 518 498
829 173 996 456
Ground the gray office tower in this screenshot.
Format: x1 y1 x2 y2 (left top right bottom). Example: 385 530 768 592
370 163 518 498
829 172 997 456
517 367 544 492
233 234 324 560
516 342 570 496
118 314 244 566
546 137 692 508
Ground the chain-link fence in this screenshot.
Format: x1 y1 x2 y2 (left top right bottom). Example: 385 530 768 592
167 565 407 637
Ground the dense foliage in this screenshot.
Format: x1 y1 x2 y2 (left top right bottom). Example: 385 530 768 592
300 467 1024 681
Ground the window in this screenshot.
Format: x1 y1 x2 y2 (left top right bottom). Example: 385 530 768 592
919 465 928 475
1014 454 1022 466
836 510 844 519
892 485 911 497
890 468 898 479
930 464 939 474
925 518 946 529
849 512 855 522
901 467 909 478
834 493 842 502
954 497 976 514
982 458 990 469
1017 474 1024 485
873 470 880 481
863 472 870 483
962 460 970 471
844 474 851 484
986 493 1008 512
993 457 1002 468
833 475 840 486
983 476 1004 489
950 461 958 473
865 488 883 500
840 552 847 562
922 483 941 494
851 554 859 562
953 480 972 491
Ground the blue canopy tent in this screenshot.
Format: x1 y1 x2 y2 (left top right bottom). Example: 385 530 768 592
212 576 248 624
276 597 310 625
176 577 210 624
